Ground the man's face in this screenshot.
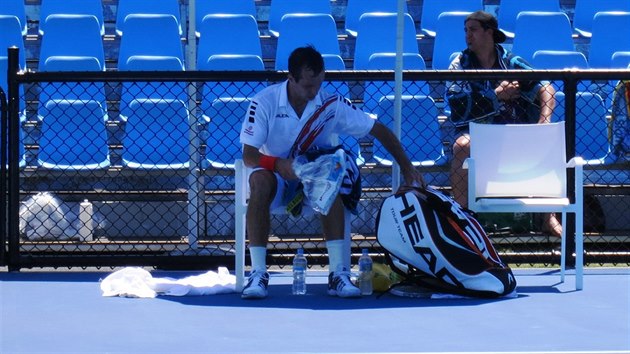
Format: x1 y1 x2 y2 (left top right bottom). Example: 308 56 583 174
465 20 494 52
289 67 324 102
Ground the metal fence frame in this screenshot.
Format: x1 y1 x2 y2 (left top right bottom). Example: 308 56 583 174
2 47 629 270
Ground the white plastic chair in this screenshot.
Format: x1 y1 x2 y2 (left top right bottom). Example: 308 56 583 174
234 159 352 291
465 122 585 290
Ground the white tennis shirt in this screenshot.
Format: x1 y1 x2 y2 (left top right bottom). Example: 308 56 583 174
240 80 376 158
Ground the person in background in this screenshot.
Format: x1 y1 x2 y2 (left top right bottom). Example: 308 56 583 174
445 11 561 237
239 45 425 299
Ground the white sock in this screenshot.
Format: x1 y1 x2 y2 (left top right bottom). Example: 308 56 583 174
249 246 267 273
326 239 345 273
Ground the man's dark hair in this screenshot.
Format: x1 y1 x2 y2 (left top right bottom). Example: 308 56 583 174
288 45 324 82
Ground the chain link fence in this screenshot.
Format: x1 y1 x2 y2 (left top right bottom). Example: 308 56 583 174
2 59 629 270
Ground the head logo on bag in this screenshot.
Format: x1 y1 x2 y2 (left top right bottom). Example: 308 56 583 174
376 187 516 298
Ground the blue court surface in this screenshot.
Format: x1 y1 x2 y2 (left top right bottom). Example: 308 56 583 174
1 267 629 354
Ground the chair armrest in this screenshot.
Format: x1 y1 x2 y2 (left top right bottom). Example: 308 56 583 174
567 156 586 168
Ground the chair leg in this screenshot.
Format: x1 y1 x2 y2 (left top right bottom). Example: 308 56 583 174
560 211 567 283
235 160 246 292
575 211 584 290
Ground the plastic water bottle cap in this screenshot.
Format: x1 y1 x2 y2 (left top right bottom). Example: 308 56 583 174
297 248 304 255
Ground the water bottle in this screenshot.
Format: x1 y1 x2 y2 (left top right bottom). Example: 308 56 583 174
358 248 373 295
292 248 307 295
78 199 94 242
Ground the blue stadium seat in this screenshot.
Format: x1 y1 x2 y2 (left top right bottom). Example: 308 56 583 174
531 50 591 98
0 16 26 119
551 92 611 164
116 0 182 36
362 53 428 114
344 0 404 37
0 15 25 65
530 50 591 93
0 0 27 36
373 95 446 167
353 12 419 70
38 14 105 71
39 0 105 36
420 0 482 37
122 98 190 170
511 11 575 64
575 92 611 165
611 51 630 69
267 0 332 37
198 53 265 124
197 14 262 63
573 0 630 38
202 97 249 169
589 12 630 69
118 55 187 122
497 0 561 38
38 56 108 121
197 13 265 122
431 11 471 70
531 50 589 69
195 0 256 37
321 54 350 97
117 14 184 67
38 99 110 170
275 13 341 71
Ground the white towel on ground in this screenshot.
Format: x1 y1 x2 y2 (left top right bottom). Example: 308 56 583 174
100 267 236 298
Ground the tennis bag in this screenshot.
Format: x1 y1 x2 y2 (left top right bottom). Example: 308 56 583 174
376 187 516 298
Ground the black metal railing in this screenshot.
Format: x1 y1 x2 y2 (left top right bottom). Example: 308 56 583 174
3 48 629 270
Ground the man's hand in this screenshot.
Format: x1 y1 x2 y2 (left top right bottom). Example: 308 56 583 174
496 80 521 101
275 158 298 180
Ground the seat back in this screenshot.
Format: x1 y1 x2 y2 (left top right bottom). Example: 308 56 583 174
373 95 445 166
0 56 25 117
195 0 256 36
0 0 27 35
38 56 107 120
118 14 184 67
116 0 182 36
511 11 575 64
530 50 590 120
118 55 187 122
432 11 471 70
321 54 349 97
362 53 428 113
197 14 262 62
420 0 481 37
497 0 561 38
275 13 340 70
469 122 567 198
531 50 589 69
122 98 190 169
38 14 105 71
611 51 630 68
344 0 404 37
38 99 110 170
589 11 630 68
354 12 419 70
575 92 610 163
573 0 630 37
39 0 104 35
0 15 26 67
267 0 331 37
204 97 250 169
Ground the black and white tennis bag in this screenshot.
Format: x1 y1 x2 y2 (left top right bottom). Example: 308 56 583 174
376 187 517 298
